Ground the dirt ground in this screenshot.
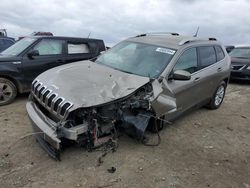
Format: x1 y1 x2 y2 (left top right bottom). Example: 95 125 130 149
0 82 249 188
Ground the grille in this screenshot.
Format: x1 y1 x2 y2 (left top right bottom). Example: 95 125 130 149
231 65 246 70
31 79 73 119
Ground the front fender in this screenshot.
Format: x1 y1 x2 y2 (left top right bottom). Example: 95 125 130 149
0 62 24 92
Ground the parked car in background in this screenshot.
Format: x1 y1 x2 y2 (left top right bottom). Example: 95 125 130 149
0 37 15 52
225 45 235 53
229 46 250 80
0 36 106 105
26 33 231 159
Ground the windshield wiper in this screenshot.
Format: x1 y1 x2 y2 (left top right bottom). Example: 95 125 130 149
119 70 134 75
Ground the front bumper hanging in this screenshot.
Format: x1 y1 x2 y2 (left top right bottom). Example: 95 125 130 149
26 101 62 160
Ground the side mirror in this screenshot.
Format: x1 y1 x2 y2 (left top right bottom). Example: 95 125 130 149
172 70 191 80
27 50 39 59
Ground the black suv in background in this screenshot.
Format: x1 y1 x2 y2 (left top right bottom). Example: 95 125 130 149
229 46 250 81
0 36 106 105
0 37 15 52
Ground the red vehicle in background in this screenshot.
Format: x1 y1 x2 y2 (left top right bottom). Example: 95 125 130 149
18 32 53 40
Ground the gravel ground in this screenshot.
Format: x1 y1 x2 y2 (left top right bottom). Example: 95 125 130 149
0 83 249 188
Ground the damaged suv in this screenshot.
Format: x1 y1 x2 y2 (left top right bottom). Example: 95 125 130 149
26 33 231 160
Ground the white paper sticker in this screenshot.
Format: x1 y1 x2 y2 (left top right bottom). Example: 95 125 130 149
156 48 175 55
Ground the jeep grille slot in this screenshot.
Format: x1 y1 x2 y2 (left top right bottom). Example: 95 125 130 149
60 103 71 116
48 94 56 107
54 98 63 111
43 90 50 103
35 83 41 95
32 80 38 91
38 87 45 99
31 79 73 119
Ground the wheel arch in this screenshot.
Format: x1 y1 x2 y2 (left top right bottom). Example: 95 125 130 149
0 75 23 93
223 77 229 86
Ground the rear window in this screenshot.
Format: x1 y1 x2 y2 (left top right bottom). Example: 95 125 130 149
68 43 90 54
199 46 216 68
215 46 225 61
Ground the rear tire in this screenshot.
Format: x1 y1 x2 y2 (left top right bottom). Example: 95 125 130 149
0 78 17 106
207 81 226 109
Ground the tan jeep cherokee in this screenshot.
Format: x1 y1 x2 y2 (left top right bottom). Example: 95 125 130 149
27 33 231 160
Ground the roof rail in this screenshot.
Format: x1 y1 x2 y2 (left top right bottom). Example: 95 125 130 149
135 32 179 37
179 37 217 46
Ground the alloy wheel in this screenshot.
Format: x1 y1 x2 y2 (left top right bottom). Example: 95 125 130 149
0 82 13 103
214 85 225 106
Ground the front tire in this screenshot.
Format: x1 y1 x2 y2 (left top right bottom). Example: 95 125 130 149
207 81 226 109
0 78 17 106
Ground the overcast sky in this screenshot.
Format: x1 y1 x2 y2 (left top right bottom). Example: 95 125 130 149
1 0 250 46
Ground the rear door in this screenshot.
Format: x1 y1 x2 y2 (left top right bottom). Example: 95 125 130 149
196 45 225 100
64 39 98 63
22 38 65 89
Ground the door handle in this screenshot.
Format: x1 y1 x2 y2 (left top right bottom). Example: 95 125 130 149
217 67 222 72
194 77 200 82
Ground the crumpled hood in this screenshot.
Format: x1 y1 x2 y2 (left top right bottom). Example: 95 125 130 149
36 60 150 110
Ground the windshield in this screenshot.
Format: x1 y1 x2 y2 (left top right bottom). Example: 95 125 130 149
0 38 36 56
229 47 250 59
96 41 176 78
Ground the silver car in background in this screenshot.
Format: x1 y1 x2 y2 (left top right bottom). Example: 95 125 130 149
26 33 231 160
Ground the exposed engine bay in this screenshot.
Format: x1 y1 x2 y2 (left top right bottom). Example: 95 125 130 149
63 83 154 148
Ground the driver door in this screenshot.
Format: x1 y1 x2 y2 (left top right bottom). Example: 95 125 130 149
22 39 65 90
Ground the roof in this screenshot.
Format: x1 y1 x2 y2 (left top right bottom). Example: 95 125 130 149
127 33 219 49
26 36 103 42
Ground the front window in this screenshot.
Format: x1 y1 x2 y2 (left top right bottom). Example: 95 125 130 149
33 39 63 55
96 41 176 78
173 48 198 74
0 38 36 56
229 47 250 59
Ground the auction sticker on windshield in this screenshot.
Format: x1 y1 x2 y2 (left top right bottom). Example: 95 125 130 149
156 48 176 55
